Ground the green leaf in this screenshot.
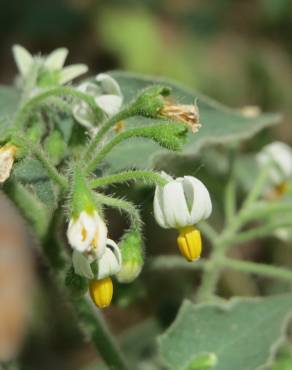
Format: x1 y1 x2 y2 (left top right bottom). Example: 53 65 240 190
13 158 56 208
105 71 280 172
158 294 292 370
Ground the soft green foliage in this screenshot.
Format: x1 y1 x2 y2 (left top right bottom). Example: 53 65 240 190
159 295 292 370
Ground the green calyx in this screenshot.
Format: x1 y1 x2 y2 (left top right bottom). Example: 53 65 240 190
131 85 171 118
44 130 67 165
71 166 97 218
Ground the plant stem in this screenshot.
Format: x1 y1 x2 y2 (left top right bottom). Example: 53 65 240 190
231 220 292 245
95 193 142 231
221 257 292 282
84 108 133 161
13 86 103 130
32 144 68 189
72 298 130 370
86 125 156 173
90 170 167 188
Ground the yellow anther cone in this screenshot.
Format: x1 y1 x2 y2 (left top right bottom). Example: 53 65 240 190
89 277 113 308
177 226 202 262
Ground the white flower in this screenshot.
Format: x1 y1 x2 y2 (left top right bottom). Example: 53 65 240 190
73 73 123 129
256 141 292 186
154 175 212 229
95 74 123 117
97 239 122 279
154 175 212 262
67 210 107 258
0 144 17 183
12 45 88 89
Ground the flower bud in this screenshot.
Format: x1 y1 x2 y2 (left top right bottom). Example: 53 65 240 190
0 144 17 183
89 277 113 309
116 231 144 283
132 85 171 118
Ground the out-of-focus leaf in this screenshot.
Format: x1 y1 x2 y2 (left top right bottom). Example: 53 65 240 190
105 71 281 172
158 294 292 370
13 158 56 208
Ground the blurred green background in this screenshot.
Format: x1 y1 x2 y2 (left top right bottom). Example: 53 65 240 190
1 0 292 369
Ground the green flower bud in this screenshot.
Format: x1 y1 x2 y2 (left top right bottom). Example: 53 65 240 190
116 231 144 283
26 118 45 144
131 85 171 118
44 130 66 165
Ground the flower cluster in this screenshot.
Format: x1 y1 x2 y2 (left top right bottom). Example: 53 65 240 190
3 45 213 310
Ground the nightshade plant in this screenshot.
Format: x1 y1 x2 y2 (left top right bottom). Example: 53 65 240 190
1 45 292 370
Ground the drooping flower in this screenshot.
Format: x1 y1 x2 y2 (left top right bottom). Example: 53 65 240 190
12 45 88 90
0 144 17 183
67 210 107 258
256 141 292 196
88 239 121 309
96 239 122 279
73 73 123 129
154 175 212 261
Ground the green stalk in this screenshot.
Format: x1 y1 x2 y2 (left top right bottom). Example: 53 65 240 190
84 108 133 160
221 257 292 282
90 170 167 188
95 193 142 231
13 86 103 130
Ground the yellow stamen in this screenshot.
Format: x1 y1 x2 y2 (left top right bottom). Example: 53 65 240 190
114 121 125 133
177 226 202 262
89 278 113 308
91 230 99 249
81 227 87 241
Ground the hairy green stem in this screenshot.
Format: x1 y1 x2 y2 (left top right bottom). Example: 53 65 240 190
90 170 167 188
95 193 142 231
13 86 103 130
72 298 130 370
86 125 158 173
32 144 68 189
84 108 133 161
